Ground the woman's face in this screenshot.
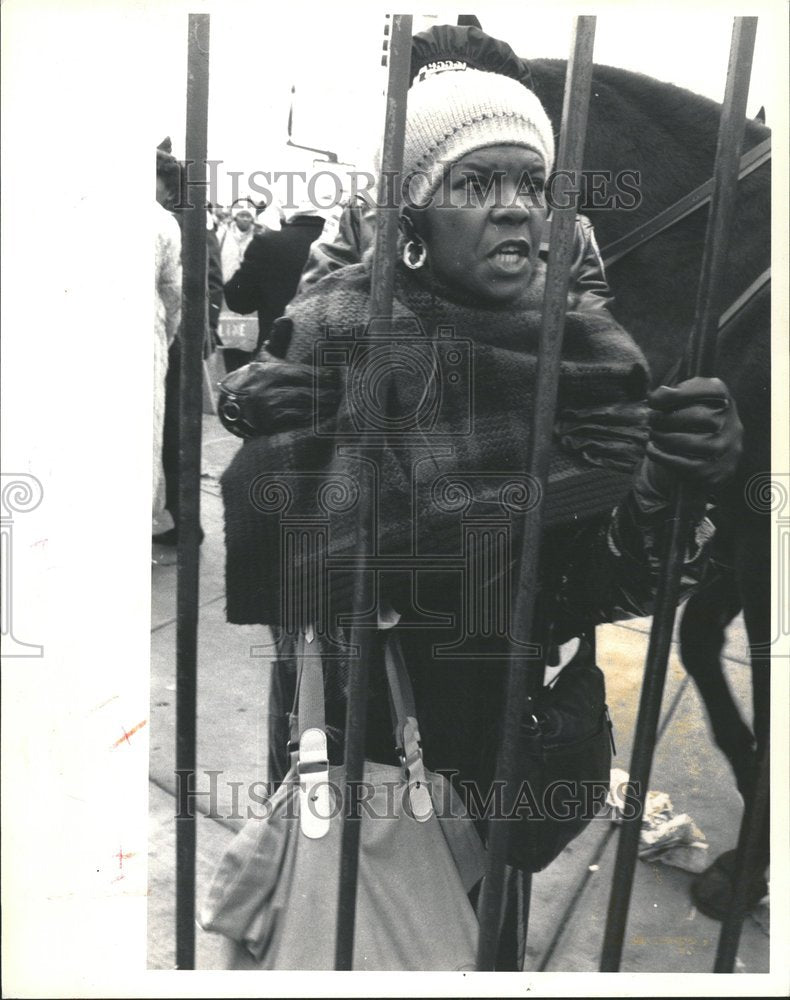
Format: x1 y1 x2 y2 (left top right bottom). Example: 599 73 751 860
412 144 547 304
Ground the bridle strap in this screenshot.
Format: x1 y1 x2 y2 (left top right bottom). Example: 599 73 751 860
717 267 771 337
600 136 771 268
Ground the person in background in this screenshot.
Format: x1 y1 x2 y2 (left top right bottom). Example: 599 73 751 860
153 196 181 541
255 197 286 233
212 203 230 238
220 198 257 282
205 207 224 347
154 146 221 545
222 198 327 366
215 197 261 372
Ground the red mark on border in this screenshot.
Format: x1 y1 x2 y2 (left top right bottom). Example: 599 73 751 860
111 719 147 748
112 846 136 882
116 846 136 869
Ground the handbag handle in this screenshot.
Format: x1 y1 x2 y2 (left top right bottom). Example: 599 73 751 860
295 629 326 736
293 631 331 840
291 626 434 826
383 629 433 822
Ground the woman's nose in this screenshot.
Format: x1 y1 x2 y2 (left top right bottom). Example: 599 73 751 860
488 181 534 222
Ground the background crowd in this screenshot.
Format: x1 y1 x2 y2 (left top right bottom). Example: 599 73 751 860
153 139 332 544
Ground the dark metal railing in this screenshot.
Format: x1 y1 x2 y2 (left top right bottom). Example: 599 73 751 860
475 14 598 970
175 11 210 972
172 10 764 976
334 12 414 971
600 15 758 973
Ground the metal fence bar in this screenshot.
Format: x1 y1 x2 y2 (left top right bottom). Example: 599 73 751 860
688 18 758 376
599 15 758 972
475 15 597 971
175 11 210 972
537 674 691 970
714 741 770 971
334 13 413 971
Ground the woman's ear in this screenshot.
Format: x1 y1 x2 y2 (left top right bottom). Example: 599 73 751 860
399 206 429 244
398 209 416 242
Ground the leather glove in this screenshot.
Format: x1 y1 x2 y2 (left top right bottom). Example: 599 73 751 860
645 376 743 489
218 358 340 439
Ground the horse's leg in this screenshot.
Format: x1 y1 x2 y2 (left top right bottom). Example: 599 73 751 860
690 516 771 919
734 517 771 870
679 569 756 796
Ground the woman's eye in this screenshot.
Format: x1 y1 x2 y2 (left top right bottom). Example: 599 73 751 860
465 175 486 197
519 177 545 205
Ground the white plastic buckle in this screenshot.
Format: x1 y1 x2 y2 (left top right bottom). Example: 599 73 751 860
400 717 433 822
542 636 581 686
297 727 331 839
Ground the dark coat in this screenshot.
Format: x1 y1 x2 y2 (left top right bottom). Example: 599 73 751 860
169 212 225 337
223 214 326 353
206 228 223 335
222 255 713 826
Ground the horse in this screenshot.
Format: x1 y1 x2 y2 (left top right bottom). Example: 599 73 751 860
255 54 771 914
527 58 771 885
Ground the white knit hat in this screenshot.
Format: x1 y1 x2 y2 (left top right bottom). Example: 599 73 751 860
402 66 555 208
231 198 256 219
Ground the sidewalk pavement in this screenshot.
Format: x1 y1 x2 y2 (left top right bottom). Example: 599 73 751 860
147 414 769 973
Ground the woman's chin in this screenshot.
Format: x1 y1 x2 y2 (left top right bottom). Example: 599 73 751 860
482 261 537 305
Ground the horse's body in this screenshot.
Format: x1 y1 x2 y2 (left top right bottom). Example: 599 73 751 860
529 60 771 822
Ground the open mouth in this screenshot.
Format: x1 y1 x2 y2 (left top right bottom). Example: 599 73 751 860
489 240 530 273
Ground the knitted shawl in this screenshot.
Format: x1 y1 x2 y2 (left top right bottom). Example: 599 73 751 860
221 262 650 626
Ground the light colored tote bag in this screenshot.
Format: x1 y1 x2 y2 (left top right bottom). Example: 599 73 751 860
199 629 485 970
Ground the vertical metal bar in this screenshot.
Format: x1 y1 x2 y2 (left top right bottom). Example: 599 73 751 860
175 11 209 972
334 13 412 971
369 18 412 318
689 18 758 379
599 16 757 972
475 15 597 971
714 742 770 971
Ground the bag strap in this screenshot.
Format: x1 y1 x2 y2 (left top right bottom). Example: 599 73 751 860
292 624 433 830
296 628 325 734
383 629 433 822
293 630 331 840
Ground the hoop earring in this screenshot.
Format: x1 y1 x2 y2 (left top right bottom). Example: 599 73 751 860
403 238 427 270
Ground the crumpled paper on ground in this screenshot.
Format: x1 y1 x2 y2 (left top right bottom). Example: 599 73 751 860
607 767 710 874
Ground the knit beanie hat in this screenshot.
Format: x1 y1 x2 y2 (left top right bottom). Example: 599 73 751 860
231 198 256 219
402 65 555 208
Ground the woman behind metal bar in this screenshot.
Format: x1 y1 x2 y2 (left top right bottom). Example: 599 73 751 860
219 26 744 970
